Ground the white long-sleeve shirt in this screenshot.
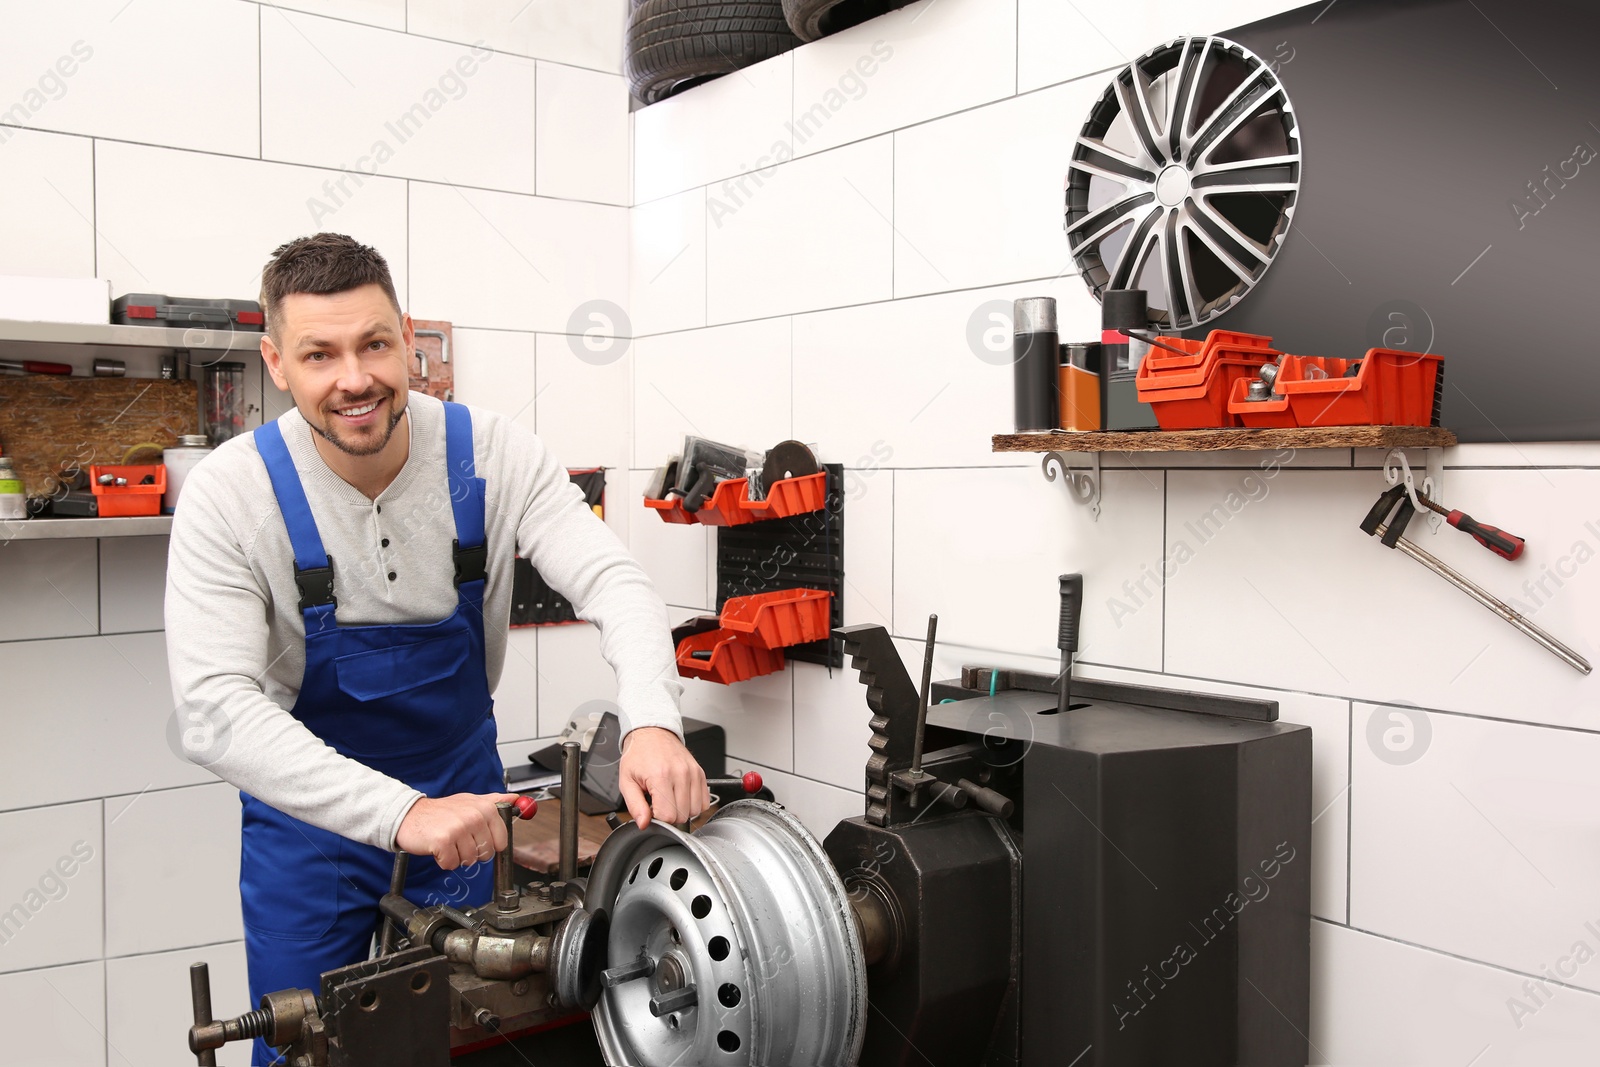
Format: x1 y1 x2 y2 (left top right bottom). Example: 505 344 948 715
164 392 682 849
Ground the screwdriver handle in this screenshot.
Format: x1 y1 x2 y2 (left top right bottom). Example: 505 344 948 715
1058 574 1083 653
1448 510 1524 561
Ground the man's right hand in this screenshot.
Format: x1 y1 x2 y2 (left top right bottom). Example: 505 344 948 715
395 792 520 870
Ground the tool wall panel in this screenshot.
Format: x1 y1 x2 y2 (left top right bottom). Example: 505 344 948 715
893 466 1166 670
789 0 1015 160
97 535 169 635
408 0 627 73
1163 468 1600 726
262 11 538 195
0 633 211 813
890 77 1104 298
632 51 793 204
0 0 259 156
631 318 790 468
408 184 628 333
104 783 242 958
0 800 103 974
93 141 410 303
0 129 95 280
1351 704 1600 993
106 942 251 1067
704 135 893 324
0 539 98 642
791 281 1096 468
0 960 107 1067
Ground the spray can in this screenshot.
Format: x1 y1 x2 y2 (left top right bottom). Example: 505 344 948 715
0 456 26 520
1058 342 1102 431
162 435 214 514
1012 297 1059 432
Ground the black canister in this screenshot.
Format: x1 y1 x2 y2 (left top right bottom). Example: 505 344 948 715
1013 296 1059 432
1100 289 1160 431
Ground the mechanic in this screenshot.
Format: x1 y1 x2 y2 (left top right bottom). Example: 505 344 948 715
164 233 704 1065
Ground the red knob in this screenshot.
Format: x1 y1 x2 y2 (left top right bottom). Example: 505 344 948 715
741 771 763 794
513 795 538 819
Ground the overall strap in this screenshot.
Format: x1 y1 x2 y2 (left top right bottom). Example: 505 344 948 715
443 401 488 587
254 420 337 615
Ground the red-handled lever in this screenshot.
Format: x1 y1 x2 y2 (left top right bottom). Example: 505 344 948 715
512 794 538 819
1416 492 1526 561
707 772 764 794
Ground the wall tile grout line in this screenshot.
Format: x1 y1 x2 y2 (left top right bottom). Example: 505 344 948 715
0 780 225 819
0 939 248 982
1345 700 1354 926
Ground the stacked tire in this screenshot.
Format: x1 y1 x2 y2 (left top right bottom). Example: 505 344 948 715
781 0 912 42
626 0 798 104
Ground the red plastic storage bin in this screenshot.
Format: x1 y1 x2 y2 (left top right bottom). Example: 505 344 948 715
645 470 828 526
676 629 786 684
1226 376 1297 428
1140 358 1275 430
742 471 827 520
1136 330 1277 389
643 495 696 523
719 589 832 650
1276 348 1442 427
693 478 760 527
88 464 165 517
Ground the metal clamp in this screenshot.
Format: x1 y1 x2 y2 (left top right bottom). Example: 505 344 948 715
1042 451 1101 521
1383 448 1443 533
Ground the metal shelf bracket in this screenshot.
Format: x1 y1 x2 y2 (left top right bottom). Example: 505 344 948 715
1383 447 1444 532
1042 451 1101 521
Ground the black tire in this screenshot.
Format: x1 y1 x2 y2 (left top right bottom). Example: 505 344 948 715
626 0 799 105
781 0 911 42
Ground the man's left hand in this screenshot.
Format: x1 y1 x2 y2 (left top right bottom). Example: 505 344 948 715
618 726 707 829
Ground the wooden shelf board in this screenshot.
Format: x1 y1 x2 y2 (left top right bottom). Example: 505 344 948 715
993 425 1457 454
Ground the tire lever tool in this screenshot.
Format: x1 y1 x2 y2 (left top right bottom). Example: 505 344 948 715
1415 490 1525 561
1057 573 1083 713
1361 486 1590 674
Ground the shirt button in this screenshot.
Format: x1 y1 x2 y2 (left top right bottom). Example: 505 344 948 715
381 538 390 547
387 571 397 581
376 504 382 513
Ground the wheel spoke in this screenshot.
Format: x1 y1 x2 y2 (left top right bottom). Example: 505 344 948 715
1169 37 1211 163
1109 214 1162 291
1069 156 1154 187
1190 153 1300 179
1067 193 1157 257
1195 181 1299 197
1192 78 1285 166
1183 63 1268 158
1114 71 1164 166
1187 196 1271 264
1173 220 1204 328
1181 208 1263 283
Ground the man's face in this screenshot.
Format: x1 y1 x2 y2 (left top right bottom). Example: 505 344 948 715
262 284 413 458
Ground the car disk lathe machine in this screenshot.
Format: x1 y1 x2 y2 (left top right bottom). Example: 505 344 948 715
185 578 1311 1067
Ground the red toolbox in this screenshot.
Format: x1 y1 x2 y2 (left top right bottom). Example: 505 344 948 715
112 293 264 331
1136 330 1279 430
1227 349 1444 428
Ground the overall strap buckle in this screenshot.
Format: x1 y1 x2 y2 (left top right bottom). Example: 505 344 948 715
295 558 337 610
453 539 488 587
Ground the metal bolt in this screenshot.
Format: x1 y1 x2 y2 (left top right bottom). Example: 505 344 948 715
551 880 568 904
537 883 552 901
511 980 529 997
474 1008 500 1030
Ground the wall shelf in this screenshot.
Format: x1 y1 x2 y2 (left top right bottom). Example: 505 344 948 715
993 425 1457 454
0 319 261 356
2 515 173 541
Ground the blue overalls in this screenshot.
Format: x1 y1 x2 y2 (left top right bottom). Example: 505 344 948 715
242 403 503 1065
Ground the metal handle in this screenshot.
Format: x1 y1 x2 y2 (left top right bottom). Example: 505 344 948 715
189 963 217 1067
560 741 581 883
909 614 938 778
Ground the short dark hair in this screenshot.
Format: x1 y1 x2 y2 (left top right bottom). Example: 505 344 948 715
259 233 401 341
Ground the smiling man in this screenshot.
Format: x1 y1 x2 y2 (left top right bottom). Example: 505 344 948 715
164 233 702 1064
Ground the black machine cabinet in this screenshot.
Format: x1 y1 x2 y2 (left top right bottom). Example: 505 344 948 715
830 623 1313 1067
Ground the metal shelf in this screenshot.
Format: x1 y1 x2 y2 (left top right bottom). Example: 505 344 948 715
0 318 262 361
1 515 173 541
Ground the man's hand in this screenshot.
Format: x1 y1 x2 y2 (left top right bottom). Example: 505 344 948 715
618 726 707 830
396 792 520 870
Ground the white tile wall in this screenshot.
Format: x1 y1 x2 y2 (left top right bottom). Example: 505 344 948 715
789 0 1016 158
536 333 631 470
104 783 241 957
408 181 628 332
493 627 542 743
258 0 407 32
93 140 410 301
891 78 1104 297
0 0 258 157
627 468 710 610
630 186 707 337
536 63 631 205
408 0 626 73
631 316 791 467
0 959 107 1067
448 327 538 430
792 660 875 792
705 135 893 323
0 129 95 279
534 622 619 739
0 800 103 973
738 758 862 843
106 941 251 1067
0 539 98 641
98 535 168 634
679 665 794 772
633 52 793 204
262 11 537 194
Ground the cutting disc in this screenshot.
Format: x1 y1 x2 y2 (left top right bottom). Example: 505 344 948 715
759 440 820 493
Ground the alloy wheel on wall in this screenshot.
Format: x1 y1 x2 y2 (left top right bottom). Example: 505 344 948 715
1065 36 1302 330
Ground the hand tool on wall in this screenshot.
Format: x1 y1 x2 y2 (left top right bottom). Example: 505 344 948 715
1057 573 1083 713
1415 490 1526 560
0 359 71 375
1361 486 1590 673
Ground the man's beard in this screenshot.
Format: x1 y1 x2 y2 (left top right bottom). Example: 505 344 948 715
313 395 406 457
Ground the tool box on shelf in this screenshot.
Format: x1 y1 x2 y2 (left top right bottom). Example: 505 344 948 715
111 293 264 330
1134 329 1279 430
675 589 835 684
88 464 165 517
1228 348 1444 429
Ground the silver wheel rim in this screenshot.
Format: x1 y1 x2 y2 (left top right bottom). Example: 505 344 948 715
589 801 866 1066
1065 35 1302 330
